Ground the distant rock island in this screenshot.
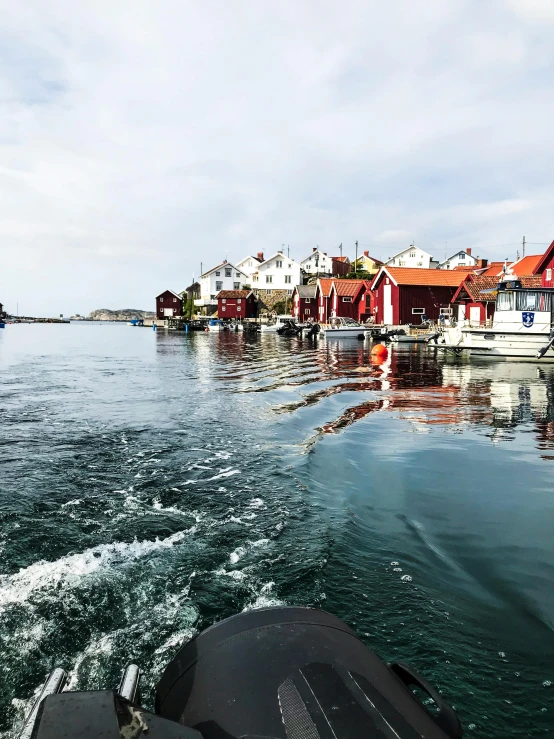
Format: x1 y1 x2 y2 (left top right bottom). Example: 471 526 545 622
73 309 156 322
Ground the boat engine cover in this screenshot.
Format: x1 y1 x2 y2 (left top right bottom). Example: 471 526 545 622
155 606 460 739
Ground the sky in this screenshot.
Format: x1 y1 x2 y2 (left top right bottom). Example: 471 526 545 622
2 0 554 316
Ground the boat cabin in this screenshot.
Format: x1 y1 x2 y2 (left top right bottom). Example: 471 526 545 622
488 281 554 333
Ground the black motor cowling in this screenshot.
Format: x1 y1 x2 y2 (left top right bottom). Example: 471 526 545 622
156 606 462 739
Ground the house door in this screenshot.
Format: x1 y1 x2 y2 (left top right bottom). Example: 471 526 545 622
383 284 393 324
164 308 174 317
458 304 466 321
469 306 481 324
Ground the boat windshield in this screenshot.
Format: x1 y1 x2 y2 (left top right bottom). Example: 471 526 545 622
341 318 361 327
497 291 552 311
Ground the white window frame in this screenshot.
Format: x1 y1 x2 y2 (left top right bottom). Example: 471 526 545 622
225 268 232 277
305 308 311 315
412 308 425 315
237 305 241 311
160 297 164 302
440 307 452 315
173 298 177 302
222 299 226 304
305 298 311 303
284 275 292 284
547 268 552 281
215 271 221 276
266 275 273 284
233 282 240 289
342 297 352 303
216 281 223 291
276 260 283 268
221 306 226 311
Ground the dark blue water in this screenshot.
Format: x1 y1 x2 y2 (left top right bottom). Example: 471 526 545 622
1 324 553 737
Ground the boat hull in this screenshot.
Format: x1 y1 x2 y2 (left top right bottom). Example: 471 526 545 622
324 328 368 338
431 329 554 361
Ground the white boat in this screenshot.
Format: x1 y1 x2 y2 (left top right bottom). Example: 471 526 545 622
324 317 369 338
431 277 554 361
260 315 296 333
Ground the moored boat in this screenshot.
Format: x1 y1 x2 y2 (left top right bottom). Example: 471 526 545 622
324 317 368 338
431 276 554 361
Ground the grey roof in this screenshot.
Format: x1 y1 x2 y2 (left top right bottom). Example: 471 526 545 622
295 284 317 298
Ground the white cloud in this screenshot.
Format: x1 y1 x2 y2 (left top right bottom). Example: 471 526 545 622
0 0 554 314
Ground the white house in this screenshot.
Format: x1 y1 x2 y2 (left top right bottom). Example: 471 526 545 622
195 260 249 309
386 245 438 269
438 249 478 270
300 248 333 275
251 250 303 295
236 253 264 278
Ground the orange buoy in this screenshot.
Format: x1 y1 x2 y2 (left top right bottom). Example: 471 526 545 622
371 343 388 359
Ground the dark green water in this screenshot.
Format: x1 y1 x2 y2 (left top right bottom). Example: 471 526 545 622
1 324 553 737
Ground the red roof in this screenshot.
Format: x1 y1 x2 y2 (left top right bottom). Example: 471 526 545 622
452 274 544 303
510 254 543 276
379 267 466 287
453 265 478 272
217 290 252 299
317 278 334 297
331 279 371 298
332 256 349 263
474 262 504 277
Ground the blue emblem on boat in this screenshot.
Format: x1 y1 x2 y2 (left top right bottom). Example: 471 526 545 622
522 311 535 328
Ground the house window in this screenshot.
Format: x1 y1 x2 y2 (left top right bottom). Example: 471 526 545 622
159 297 163 301
417 262 423 266
285 275 292 284
399 260 406 266
216 281 223 290
288 263 292 268
266 275 273 283
440 308 452 315
276 260 283 268
410 251 416 258
287 290 293 295
385 279 389 285
225 268 231 277
237 305 241 311
234 282 240 289
547 268 552 281
236 272 240 277
173 298 177 302
215 271 221 276
253 274 258 282
342 297 352 303
305 309 311 315
459 253 465 260
412 308 425 314
266 289 272 295
305 298 311 303
222 306 226 311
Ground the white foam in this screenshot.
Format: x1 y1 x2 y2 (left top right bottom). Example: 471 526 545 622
249 498 265 509
230 546 247 564
0 530 192 611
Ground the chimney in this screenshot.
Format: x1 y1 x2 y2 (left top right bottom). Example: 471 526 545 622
313 247 317 252
364 250 369 257
323 252 327 256
257 252 264 261
466 248 472 256
278 249 283 254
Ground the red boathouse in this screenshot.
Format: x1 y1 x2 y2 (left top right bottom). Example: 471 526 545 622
371 268 465 324
292 285 317 321
329 280 372 321
217 290 258 319
156 290 182 319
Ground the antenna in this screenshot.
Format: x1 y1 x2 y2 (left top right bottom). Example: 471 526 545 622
522 235 526 258
339 243 343 258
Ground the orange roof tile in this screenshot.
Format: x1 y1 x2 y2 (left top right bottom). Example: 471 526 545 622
475 262 505 277
332 279 371 297
317 278 334 297
453 265 478 272
510 254 543 276
332 256 349 262
383 267 466 287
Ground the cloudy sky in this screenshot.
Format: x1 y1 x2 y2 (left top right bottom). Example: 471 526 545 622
2 0 554 316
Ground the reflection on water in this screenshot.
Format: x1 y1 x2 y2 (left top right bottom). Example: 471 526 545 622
0 326 553 739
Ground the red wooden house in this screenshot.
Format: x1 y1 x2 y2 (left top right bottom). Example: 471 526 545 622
292 285 317 321
331 256 351 276
217 290 258 319
533 239 554 287
370 268 465 324
156 290 182 319
329 280 372 321
315 278 334 323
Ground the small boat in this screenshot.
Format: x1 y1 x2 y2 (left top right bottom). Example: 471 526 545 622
260 315 297 333
324 317 369 338
206 319 224 332
431 275 554 361
127 319 144 327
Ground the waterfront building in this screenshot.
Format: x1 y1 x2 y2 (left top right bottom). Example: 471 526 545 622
315 278 334 323
351 251 383 276
251 250 302 296
533 239 554 287
370 267 465 324
195 261 249 313
385 245 438 269
216 290 258 319
328 280 372 321
291 285 317 321
437 248 479 270
156 289 183 319
236 253 264 279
